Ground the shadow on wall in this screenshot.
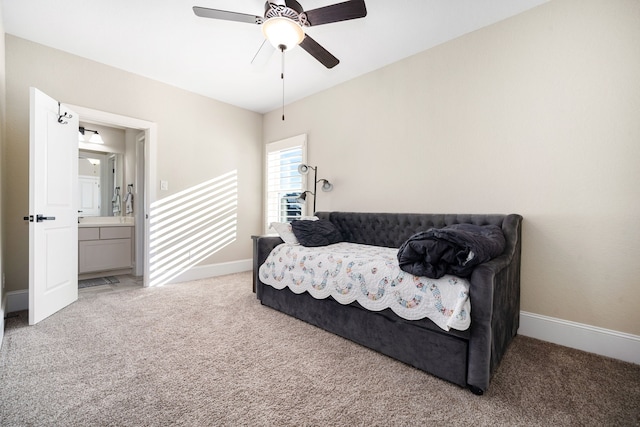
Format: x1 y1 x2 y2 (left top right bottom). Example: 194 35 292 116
148 170 238 286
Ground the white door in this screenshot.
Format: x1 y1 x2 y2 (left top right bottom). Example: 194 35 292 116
29 87 79 325
78 175 101 216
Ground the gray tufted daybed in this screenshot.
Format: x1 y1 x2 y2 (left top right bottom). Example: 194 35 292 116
253 212 523 394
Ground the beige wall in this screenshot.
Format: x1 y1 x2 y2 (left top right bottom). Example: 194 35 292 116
4 35 263 293
263 0 640 335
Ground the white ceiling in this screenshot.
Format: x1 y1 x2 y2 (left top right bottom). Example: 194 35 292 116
2 0 548 114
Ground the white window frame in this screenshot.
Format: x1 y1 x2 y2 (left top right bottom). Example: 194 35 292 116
264 134 308 232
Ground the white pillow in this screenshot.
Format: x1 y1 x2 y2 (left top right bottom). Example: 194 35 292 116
270 216 319 244
269 222 298 244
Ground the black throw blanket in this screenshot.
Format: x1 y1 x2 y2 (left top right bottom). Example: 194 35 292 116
397 224 506 279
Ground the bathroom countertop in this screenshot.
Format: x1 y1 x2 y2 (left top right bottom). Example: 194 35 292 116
78 217 135 228
78 223 134 228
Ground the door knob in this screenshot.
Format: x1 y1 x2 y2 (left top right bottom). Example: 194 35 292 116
36 214 56 222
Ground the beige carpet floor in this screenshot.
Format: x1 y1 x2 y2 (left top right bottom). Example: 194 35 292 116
1 272 638 426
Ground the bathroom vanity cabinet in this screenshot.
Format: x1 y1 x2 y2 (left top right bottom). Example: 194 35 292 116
79 225 133 274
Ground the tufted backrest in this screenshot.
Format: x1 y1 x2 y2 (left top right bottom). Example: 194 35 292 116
315 212 521 257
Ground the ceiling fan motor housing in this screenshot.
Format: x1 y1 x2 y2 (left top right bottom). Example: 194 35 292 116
265 0 309 27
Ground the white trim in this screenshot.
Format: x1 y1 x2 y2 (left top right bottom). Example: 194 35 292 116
519 311 640 365
134 132 146 276
265 133 307 152
5 290 28 314
66 104 157 288
264 134 307 231
166 259 252 285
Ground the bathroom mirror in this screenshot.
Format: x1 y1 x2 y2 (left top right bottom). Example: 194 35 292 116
78 149 123 217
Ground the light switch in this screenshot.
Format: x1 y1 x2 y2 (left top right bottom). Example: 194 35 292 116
160 180 169 191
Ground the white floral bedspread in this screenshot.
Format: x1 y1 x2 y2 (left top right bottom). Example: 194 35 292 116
259 242 470 331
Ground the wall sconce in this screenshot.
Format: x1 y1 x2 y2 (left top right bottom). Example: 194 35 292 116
79 126 104 144
296 164 333 213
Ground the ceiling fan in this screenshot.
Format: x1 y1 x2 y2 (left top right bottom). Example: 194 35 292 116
193 0 367 69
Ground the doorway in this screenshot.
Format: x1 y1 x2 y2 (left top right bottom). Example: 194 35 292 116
69 104 157 288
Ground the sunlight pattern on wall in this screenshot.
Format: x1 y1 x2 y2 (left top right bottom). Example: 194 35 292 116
148 170 238 286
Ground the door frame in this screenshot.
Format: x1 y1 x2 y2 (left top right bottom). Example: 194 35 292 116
68 104 157 287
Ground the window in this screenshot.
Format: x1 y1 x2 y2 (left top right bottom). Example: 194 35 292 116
265 134 307 230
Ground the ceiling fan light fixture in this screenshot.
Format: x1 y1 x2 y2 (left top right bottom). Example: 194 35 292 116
262 16 304 51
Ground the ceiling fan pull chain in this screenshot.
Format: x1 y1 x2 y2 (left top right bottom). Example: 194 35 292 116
280 45 286 121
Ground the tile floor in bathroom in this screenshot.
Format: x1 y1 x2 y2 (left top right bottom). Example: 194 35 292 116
78 274 144 295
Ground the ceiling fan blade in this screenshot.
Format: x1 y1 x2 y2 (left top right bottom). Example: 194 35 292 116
299 35 339 69
251 39 275 68
193 6 262 24
304 0 367 27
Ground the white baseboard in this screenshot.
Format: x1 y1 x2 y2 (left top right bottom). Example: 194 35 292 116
165 259 252 285
519 311 640 365
5 289 28 314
